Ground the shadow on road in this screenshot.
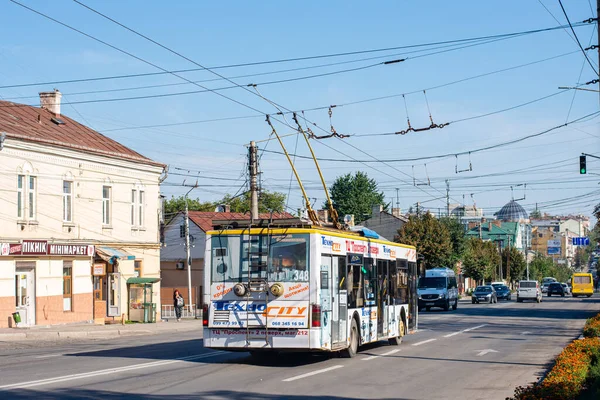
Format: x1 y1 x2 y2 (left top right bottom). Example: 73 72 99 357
0 389 412 400
65 338 381 368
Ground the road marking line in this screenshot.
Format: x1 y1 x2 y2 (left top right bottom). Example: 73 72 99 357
0 351 223 390
282 365 344 382
412 338 436 346
463 324 487 332
361 349 400 361
443 324 487 338
34 354 62 359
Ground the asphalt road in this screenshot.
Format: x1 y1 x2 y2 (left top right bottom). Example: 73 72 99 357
0 294 598 400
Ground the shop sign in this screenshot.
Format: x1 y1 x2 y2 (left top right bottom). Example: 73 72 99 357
0 241 95 257
92 263 106 276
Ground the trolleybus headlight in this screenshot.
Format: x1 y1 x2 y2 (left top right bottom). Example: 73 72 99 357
269 283 284 297
233 283 247 297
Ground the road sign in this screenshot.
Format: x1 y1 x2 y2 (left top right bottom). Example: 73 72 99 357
572 237 590 246
548 247 560 255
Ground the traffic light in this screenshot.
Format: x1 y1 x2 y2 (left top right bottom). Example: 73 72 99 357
580 155 587 174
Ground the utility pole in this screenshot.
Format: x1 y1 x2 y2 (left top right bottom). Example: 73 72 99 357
184 185 196 312
506 235 511 285
445 180 450 217
597 0 599 105
249 141 259 222
395 188 399 211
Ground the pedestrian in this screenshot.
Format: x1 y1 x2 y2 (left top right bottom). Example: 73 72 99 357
174 289 184 322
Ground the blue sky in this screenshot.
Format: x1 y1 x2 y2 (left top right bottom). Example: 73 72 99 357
1 0 598 221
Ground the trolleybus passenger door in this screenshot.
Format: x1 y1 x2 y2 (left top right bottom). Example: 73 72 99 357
331 256 347 346
376 260 389 337
320 256 332 347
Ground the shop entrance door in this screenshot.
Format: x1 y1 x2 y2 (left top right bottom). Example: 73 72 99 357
107 273 120 317
15 269 35 326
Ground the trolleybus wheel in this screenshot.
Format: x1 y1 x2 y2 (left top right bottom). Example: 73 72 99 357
452 299 458 310
388 318 405 346
341 318 359 358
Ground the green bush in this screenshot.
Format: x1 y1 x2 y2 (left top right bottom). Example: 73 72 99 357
583 315 600 338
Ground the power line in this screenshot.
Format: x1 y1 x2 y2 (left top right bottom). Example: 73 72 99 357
557 0 599 76
261 110 600 163
0 20 587 90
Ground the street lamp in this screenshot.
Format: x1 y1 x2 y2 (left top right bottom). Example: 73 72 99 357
184 185 197 314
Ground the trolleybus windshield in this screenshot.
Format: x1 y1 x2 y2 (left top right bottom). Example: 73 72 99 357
211 234 309 283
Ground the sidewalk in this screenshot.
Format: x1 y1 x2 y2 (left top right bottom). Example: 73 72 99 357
0 318 203 341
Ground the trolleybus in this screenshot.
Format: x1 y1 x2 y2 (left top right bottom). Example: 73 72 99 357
202 219 418 358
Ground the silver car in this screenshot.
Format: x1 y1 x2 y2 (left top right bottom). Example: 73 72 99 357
561 283 571 295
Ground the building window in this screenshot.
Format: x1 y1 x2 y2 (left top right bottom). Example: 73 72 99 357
180 225 185 238
102 186 111 225
17 175 37 220
138 191 144 227
131 189 145 228
63 181 73 222
63 262 73 311
17 175 24 218
28 176 36 220
134 260 142 277
131 189 136 226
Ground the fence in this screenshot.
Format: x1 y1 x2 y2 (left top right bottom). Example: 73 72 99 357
161 304 200 320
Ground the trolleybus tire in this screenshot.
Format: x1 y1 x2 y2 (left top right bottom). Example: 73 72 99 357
389 318 405 346
452 299 458 310
341 318 359 358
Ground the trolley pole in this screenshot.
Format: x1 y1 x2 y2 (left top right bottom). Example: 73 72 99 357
249 141 259 222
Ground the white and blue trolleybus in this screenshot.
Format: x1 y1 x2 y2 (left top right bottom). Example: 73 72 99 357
202 218 418 358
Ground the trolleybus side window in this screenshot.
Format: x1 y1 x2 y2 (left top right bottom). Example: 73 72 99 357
390 259 409 304
363 258 376 306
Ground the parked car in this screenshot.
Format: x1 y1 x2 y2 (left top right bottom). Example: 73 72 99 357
561 283 571 295
517 280 542 303
547 282 565 297
492 284 511 300
541 282 551 293
472 285 497 304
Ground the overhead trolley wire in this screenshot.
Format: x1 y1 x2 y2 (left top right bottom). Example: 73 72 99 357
0 20 589 90
261 110 600 163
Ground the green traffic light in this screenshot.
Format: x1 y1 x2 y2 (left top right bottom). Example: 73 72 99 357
581 168 586 174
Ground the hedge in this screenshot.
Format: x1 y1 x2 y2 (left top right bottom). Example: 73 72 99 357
583 314 600 339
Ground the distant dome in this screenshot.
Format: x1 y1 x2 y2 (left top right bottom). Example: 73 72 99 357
496 200 528 222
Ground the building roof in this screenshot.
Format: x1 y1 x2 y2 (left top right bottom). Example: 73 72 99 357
495 200 528 222
188 211 296 232
0 100 164 167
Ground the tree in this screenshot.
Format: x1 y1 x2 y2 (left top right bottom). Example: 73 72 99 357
163 195 214 216
462 238 500 284
395 212 452 270
573 247 588 270
501 246 526 283
328 171 385 223
163 190 286 216
439 217 467 267
530 209 542 219
221 190 286 214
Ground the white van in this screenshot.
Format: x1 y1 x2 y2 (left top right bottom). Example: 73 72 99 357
418 267 459 311
517 280 542 303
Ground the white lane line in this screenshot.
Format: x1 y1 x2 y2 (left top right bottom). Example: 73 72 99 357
282 365 344 382
34 354 62 359
412 338 436 346
444 324 487 338
361 349 400 361
0 351 223 390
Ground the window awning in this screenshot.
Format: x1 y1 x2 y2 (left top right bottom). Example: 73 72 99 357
127 277 161 284
96 247 135 265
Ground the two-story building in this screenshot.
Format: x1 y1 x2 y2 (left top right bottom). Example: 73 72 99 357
0 90 165 327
